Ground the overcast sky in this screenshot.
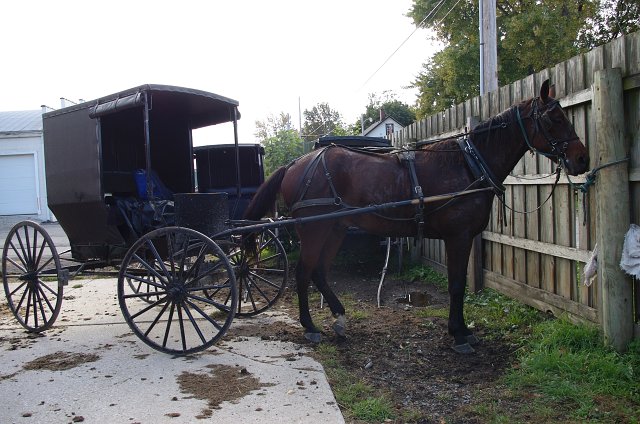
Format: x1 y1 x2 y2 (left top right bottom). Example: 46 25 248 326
1 0 439 144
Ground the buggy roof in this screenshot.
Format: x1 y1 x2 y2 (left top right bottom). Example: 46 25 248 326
44 84 240 129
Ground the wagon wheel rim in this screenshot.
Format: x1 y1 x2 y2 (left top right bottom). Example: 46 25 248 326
118 227 237 355
227 229 288 317
2 221 63 332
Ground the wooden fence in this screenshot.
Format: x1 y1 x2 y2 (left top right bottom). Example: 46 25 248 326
390 31 640 349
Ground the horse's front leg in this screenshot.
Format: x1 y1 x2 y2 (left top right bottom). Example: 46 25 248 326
312 267 346 337
445 235 479 354
311 227 347 338
296 263 322 343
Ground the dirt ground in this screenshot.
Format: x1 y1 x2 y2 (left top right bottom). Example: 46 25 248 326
230 241 516 423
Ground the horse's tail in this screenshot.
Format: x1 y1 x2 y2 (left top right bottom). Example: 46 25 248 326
243 166 288 220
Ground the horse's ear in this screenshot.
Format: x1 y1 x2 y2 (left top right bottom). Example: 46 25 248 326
540 79 550 102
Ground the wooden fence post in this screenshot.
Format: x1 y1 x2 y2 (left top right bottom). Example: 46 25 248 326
466 116 484 293
594 68 634 352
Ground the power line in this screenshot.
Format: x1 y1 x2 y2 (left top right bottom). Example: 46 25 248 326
359 0 447 91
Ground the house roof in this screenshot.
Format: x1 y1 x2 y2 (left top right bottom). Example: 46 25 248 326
0 110 43 133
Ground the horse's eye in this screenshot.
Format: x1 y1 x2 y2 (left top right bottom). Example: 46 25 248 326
540 114 553 129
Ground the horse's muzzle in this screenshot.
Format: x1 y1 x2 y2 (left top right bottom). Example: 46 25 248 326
565 153 589 175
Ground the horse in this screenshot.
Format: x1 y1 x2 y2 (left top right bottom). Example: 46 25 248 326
243 80 589 353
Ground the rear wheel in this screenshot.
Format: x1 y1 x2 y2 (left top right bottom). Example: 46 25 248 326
118 227 237 355
2 221 64 332
227 229 288 317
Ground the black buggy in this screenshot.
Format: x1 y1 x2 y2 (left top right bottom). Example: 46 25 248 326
1 84 288 355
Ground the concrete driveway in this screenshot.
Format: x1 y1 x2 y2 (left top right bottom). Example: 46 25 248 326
0 217 343 423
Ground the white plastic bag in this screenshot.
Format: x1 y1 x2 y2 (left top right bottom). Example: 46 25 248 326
620 224 640 278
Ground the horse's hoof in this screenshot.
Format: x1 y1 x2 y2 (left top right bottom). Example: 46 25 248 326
452 342 475 354
332 314 346 337
466 334 480 346
304 332 322 344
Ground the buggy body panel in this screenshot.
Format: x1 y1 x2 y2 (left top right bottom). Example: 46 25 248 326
43 84 241 261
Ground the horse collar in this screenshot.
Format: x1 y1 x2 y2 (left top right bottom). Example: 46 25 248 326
457 137 506 196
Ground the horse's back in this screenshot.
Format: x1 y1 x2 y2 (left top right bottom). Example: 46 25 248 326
281 146 405 209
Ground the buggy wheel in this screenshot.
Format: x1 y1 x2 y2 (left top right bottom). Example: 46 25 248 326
118 227 237 355
228 229 288 317
125 262 163 304
2 221 64 332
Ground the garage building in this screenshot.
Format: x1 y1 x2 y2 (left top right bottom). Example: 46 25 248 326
0 109 52 220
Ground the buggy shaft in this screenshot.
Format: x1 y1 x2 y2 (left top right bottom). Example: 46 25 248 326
214 187 494 238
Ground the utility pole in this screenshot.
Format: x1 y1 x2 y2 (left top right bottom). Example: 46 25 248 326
479 0 498 95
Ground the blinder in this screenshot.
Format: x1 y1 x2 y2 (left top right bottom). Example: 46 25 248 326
518 97 580 167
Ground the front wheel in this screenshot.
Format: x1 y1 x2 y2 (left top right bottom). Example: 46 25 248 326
2 221 64 332
118 227 237 355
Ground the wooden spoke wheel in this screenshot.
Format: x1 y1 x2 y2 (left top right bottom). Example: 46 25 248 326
125 262 163 304
226 229 288 317
2 221 64 332
118 227 237 355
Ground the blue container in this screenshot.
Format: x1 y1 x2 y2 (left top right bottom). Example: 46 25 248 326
134 169 173 200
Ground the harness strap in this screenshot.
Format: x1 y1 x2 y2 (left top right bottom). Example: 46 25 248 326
291 145 346 213
398 150 425 238
457 136 508 227
294 147 328 203
457 137 506 196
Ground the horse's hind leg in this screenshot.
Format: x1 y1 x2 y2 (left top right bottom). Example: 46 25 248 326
295 223 337 343
445 235 479 354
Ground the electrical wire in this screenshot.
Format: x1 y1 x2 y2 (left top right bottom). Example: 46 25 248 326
359 0 463 90
359 0 446 90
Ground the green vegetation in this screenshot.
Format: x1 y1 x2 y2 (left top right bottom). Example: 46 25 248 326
314 343 396 422
408 0 640 118
411 265 640 421
493 320 640 422
399 263 448 289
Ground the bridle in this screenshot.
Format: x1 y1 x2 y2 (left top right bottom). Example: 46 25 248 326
515 97 580 167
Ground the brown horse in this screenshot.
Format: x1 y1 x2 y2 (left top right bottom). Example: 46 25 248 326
244 80 589 353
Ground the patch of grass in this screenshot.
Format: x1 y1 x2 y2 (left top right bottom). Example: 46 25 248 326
471 318 640 423
313 342 395 422
415 306 449 319
348 309 369 321
400 408 425 423
399 264 448 289
72 283 83 289
350 396 395 422
464 288 546 344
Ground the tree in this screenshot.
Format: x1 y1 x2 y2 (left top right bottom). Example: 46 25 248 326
350 92 416 134
300 103 347 142
578 0 640 48
262 129 304 176
255 112 294 140
408 0 603 118
255 113 304 176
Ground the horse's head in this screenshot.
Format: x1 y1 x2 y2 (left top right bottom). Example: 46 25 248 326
519 80 589 175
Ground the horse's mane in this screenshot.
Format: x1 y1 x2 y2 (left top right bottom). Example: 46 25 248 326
468 98 529 155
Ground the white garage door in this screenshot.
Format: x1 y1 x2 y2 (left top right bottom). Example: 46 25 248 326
0 154 39 215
